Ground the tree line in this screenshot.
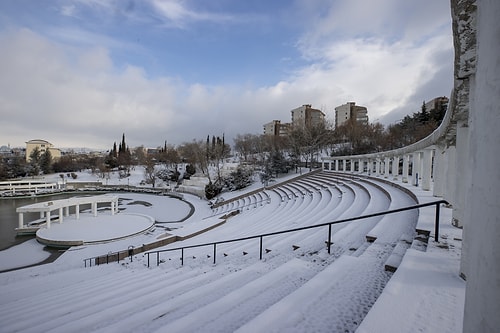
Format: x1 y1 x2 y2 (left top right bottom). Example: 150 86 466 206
0 100 446 197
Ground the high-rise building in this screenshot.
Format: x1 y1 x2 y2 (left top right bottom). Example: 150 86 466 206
290 104 325 128
334 102 368 128
263 120 291 137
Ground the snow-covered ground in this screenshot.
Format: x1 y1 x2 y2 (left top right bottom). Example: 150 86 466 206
0 169 464 332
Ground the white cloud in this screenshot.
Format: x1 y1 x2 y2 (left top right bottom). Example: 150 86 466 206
60 5 76 17
0 0 454 150
291 0 453 120
142 0 236 28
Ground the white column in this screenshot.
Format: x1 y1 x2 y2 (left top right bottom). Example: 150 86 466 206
384 157 390 178
392 156 399 180
453 121 469 228
412 152 421 186
76 204 80 219
64 206 69 217
18 213 24 229
444 146 456 204
421 148 433 191
375 159 380 176
46 211 51 228
111 201 115 215
59 207 64 223
40 211 44 219
433 145 446 197
402 154 409 183
92 202 98 217
334 159 339 171
349 159 354 173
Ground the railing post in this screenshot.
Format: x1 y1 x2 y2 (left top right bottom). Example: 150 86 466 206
147 253 150 268
259 236 263 260
435 202 441 242
128 246 134 262
157 252 160 266
328 224 332 254
213 243 217 264
181 248 184 266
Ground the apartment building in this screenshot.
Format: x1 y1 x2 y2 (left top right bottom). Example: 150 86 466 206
263 120 291 137
334 102 369 128
291 104 325 129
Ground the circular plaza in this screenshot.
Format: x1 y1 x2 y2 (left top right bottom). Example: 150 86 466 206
14 193 194 248
36 213 156 247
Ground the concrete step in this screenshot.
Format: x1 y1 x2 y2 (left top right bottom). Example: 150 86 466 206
384 234 413 272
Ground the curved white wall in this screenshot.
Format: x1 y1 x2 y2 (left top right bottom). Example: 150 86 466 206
462 0 500 331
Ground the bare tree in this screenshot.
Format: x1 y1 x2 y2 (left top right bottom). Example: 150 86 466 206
143 154 157 188
178 140 209 178
289 122 332 170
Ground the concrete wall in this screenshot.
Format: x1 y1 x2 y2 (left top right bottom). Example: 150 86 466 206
462 0 500 331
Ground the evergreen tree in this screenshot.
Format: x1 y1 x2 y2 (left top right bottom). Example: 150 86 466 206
112 142 117 158
28 147 41 176
105 142 118 169
40 149 53 174
119 133 126 155
420 100 429 123
229 165 253 190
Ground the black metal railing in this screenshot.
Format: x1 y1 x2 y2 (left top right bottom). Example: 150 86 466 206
145 200 448 267
83 247 134 267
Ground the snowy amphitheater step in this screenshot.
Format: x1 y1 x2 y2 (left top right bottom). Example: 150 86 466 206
1 260 268 333
323 179 387 257
236 247 393 333
384 233 413 272
0 160 463 333
87 259 311 332
363 179 418 243
145 258 317 333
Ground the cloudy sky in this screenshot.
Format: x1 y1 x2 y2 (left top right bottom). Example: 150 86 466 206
0 0 453 150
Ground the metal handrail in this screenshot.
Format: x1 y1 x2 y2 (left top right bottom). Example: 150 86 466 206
145 199 448 267
83 249 127 268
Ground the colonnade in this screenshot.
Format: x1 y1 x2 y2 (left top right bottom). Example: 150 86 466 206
321 137 466 231
322 146 441 191
16 195 119 230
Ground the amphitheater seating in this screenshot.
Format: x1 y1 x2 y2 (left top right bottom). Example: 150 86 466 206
0 170 429 332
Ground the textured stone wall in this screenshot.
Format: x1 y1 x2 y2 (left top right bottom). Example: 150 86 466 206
451 0 477 122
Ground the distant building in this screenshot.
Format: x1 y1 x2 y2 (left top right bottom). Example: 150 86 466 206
335 102 369 128
291 104 325 129
0 145 13 156
263 120 281 136
263 120 291 137
263 104 325 136
424 96 449 116
25 139 61 162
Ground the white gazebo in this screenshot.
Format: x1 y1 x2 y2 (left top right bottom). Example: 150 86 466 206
16 194 119 231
